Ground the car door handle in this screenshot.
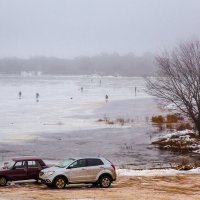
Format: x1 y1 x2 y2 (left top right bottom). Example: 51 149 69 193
81 168 86 170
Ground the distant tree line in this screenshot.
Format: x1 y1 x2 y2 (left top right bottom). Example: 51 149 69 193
0 52 156 76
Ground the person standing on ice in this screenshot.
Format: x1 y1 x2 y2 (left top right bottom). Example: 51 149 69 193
36 93 39 102
105 94 108 103
18 91 22 99
135 86 137 96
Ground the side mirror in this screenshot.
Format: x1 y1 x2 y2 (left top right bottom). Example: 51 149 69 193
67 166 71 169
12 166 16 170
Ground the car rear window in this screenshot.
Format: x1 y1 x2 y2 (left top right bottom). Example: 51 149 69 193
28 161 38 168
87 158 103 166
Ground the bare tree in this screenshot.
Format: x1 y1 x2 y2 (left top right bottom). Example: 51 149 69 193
146 40 200 134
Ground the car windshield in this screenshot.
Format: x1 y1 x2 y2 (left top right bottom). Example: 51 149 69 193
3 160 15 169
56 159 75 168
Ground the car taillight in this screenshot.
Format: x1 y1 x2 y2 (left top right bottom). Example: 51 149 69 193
111 164 115 171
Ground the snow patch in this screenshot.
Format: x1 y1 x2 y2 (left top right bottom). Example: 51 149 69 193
117 167 200 177
161 130 194 139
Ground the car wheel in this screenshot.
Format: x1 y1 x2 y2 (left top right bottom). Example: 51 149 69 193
54 177 66 189
0 177 7 186
99 175 111 188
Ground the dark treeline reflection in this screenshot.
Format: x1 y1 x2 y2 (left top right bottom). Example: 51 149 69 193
0 52 155 76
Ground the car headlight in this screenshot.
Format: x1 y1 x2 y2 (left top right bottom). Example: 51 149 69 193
46 171 55 176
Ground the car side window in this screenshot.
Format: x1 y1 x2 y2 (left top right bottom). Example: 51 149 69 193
28 161 38 168
69 159 87 168
14 161 27 169
87 159 104 167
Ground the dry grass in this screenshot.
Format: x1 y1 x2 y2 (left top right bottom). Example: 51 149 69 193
177 123 193 131
116 118 125 126
97 117 134 126
152 115 165 124
175 158 199 170
151 114 193 132
166 114 179 123
152 114 180 124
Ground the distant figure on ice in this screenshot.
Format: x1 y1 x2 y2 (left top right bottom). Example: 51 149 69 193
36 93 39 102
81 87 83 92
18 91 22 99
135 86 137 96
99 80 102 86
105 94 108 103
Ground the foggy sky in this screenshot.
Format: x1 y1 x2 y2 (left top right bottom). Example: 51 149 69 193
0 0 200 58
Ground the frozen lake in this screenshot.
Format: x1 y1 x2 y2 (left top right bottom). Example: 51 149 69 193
0 75 148 142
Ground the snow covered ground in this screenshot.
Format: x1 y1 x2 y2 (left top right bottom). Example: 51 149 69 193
152 129 200 154
117 167 200 176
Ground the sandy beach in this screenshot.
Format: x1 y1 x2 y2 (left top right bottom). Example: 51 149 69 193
1 173 200 200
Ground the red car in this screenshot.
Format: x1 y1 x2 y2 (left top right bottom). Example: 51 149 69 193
0 156 49 186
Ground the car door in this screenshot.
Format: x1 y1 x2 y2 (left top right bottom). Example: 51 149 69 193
27 160 42 180
68 159 88 183
85 158 104 181
10 161 28 181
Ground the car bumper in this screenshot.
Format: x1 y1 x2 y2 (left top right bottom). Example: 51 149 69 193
39 178 53 184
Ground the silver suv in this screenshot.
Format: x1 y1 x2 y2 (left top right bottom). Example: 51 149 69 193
39 157 116 189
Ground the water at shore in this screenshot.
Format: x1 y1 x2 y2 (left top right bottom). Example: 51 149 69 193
0 75 193 168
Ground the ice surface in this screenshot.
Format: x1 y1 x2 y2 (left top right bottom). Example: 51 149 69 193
0 75 149 142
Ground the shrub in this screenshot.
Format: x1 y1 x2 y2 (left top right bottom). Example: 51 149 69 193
176 123 193 131
175 158 193 170
116 118 125 126
97 119 104 122
166 114 178 123
106 120 114 125
166 124 174 130
152 115 164 124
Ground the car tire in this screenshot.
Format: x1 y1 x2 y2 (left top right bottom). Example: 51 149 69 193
99 175 111 188
0 176 7 186
54 177 66 189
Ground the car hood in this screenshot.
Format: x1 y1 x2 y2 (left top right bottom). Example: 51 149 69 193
0 168 10 173
41 166 66 173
